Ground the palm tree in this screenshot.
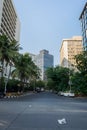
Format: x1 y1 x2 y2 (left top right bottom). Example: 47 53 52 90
5 39 22 79
0 35 10 78
4 40 22 94
12 53 31 91
12 53 40 92
0 34 21 92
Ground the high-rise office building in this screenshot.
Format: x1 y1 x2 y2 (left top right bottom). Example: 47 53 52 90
79 2 87 51
0 0 20 42
60 36 83 70
29 50 54 80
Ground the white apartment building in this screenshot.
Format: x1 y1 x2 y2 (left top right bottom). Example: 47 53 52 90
29 50 54 80
0 0 20 42
0 0 20 79
60 36 83 70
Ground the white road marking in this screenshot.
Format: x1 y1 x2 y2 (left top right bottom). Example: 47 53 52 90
58 118 66 124
0 120 8 126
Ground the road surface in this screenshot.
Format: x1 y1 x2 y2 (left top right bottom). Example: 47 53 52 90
0 91 87 130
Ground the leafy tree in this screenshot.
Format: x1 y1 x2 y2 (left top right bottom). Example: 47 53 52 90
72 51 87 95
46 79 55 90
71 72 87 95
75 51 87 74
7 79 20 92
0 35 10 78
46 67 54 79
46 66 69 92
0 35 21 92
46 67 57 91
12 53 31 90
36 80 45 89
55 66 69 91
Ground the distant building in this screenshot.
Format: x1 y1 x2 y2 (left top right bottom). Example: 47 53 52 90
29 50 54 80
79 2 87 51
60 36 83 70
0 0 20 42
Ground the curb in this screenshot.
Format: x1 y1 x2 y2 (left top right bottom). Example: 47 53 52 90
4 95 18 98
4 92 34 99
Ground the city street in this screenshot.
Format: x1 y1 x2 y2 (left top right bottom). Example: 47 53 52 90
0 91 87 130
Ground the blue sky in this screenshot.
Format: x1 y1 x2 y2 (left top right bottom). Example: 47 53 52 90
13 0 87 66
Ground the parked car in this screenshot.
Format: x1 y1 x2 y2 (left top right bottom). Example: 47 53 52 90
41 88 44 92
63 92 75 97
58 91 75 97
36 87 41 93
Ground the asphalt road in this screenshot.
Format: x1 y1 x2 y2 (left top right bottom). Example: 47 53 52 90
0 91 87 130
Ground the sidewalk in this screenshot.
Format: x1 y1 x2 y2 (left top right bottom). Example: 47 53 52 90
4 91 34 98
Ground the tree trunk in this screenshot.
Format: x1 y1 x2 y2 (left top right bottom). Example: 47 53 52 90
4 64 12 94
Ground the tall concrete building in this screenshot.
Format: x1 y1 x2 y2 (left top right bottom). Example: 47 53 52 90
0 0 20 42
0 0 20 79
60 36 83 69
79 2 87 51
29 50 54 80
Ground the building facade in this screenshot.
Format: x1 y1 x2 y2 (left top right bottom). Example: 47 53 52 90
0 0 20 42
29 50 54 80
0 0 20 79
60 36 83 70
79 2 87 51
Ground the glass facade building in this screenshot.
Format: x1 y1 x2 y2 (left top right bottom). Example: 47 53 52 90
29 50 54 80
79 2 87 51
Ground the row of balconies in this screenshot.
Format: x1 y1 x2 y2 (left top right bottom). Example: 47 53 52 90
1 21 15 41
1 17 15 39
3 4 16 32
4 0 17 19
